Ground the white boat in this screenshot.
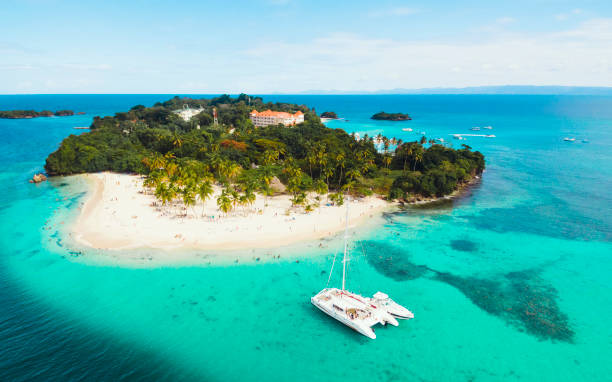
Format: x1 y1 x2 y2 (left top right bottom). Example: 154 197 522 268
311 200 412 339
367 292 414 319
470 127 481 131
563 137 576 142
482 126 493 130
401 128 413 132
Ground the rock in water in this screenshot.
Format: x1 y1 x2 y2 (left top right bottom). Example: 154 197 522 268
30 173 47 183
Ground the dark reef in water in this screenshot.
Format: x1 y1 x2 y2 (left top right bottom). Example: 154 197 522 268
432 269 574 342
361 239 574 342
362 241 430 281
450 239 478 252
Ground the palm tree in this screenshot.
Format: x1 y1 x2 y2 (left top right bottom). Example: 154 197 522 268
196 180 213 217
167 181 179 215
335 152 345 186
229 187 240 213
216 189 232 216
403 144 414 172
244 189 256 214
314 179 328 207
154 182 168 207
181 186 196 217
383 154 392 169
322 165 334 191
413 146 424 172
383 136 390 154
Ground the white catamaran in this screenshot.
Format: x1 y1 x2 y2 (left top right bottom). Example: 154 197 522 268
311 200 414 339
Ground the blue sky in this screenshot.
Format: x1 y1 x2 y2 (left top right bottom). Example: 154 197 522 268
1 0 612 93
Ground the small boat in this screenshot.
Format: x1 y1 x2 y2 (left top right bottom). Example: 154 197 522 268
470 127 481 131
421 132 426 135
402 128 413 132
563 137 576 142
453 134 463 140
582 139 589 143
73 126 90 130
485 134 496 138
482 126 493 130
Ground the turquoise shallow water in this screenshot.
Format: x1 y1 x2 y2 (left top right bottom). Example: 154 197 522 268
0 95 611 381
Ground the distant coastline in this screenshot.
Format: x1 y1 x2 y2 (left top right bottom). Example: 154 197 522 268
0 109 82 119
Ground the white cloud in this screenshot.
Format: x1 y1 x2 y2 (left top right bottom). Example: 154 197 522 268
554 18 612 40
496 17 516 25
240 18 612 91
266 0 290 5
60 63 112 71
369 7 418 17
555 8 585 21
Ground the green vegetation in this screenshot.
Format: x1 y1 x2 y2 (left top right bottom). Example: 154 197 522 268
0 110 75 119
45 95 484 213
320 111 338 119
371 111 412 121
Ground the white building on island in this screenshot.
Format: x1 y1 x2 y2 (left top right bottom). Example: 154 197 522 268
173 105 204 121
249 109 304 127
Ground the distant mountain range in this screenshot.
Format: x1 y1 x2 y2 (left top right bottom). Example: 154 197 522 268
295 86 612 95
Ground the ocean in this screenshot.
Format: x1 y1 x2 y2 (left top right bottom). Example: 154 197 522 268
0 94 610 381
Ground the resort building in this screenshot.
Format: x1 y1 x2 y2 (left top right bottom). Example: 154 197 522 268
173 106 204 121
249 109 304 127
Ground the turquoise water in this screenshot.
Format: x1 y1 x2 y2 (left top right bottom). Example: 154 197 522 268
0 95 611 381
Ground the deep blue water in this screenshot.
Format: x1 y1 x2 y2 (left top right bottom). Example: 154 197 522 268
0 94 611 381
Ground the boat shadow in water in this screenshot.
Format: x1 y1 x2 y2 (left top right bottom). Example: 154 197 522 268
361 240 574 343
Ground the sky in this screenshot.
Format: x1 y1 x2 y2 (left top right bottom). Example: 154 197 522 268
1 0 612 94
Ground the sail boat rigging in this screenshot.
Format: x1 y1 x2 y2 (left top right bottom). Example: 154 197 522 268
311 197 414 339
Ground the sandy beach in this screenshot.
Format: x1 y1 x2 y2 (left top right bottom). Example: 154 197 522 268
72 172 392 251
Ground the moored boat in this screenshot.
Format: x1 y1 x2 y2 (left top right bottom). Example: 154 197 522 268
311 199 412 339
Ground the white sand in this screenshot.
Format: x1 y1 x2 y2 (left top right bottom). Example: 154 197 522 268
72 172 392 251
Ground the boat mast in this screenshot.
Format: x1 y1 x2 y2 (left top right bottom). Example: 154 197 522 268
342 196 349 291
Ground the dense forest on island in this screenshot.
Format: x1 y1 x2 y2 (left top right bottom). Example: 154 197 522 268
371 111 412 121
320 111 338 119
45 95 484 211
0 110 75 119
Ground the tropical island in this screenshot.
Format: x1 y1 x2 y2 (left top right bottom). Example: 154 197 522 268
45 94 484 251
320 111 339 119
0 109 76 119
371 111 412 121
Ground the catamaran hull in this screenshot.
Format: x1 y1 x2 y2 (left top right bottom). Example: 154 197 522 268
311 298 376 339
390 312 414 320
